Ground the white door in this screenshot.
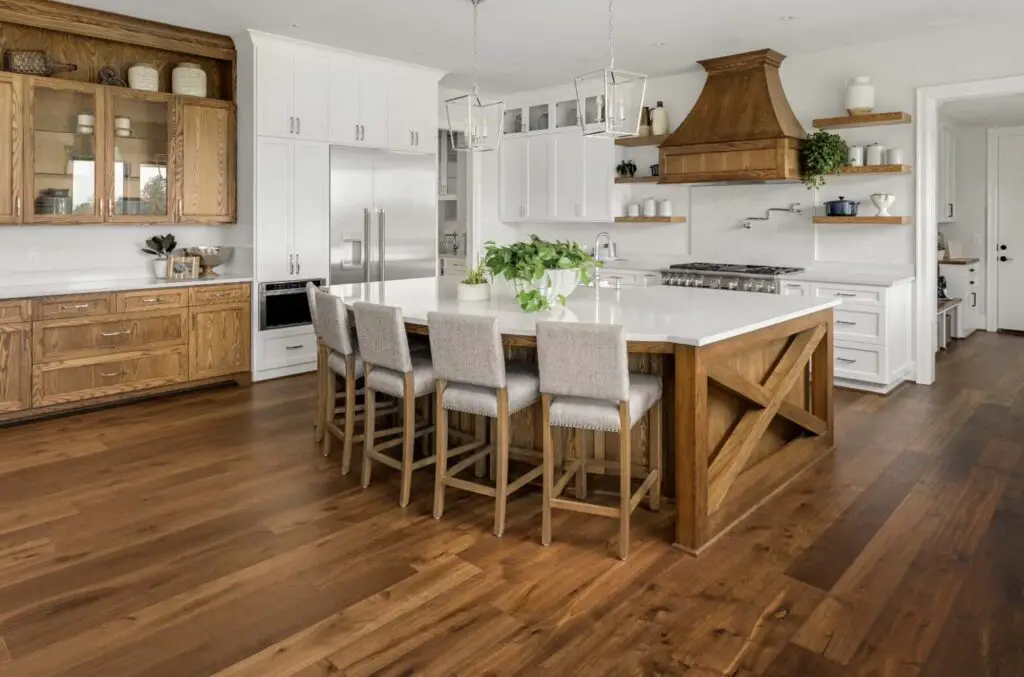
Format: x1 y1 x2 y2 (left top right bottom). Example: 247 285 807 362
256 43 294 139
583 137 614 221
329 53 361 145
291 141 330 279
359 63 390 148
500 136 527 222
256 137 294 281
291 47 330 142
526 135 552 220
553 134 583 220
996 130 1024 331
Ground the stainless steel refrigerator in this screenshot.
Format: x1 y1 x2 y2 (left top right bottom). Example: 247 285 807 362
329 146 438 285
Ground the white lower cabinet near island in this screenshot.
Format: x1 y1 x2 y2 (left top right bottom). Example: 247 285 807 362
788 279 913 394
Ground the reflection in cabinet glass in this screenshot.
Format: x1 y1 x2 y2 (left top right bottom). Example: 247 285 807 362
32 85 100 220
503 107 523 134
529 104 549 132
109 93 170 218
555 100 578 128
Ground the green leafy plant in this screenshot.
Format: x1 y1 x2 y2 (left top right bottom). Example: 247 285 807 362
460 260 489 286
801 131 849 189
482 235 600 312
141 233 177 259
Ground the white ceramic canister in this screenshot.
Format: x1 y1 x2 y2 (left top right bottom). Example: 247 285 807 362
172 62 207 97
845 76 875 115
865 143 886 166
886 148 904 165
651 101 669 136
642 198 657 217
847 145 865 166
657 199 673 217
128 62 159 92
626 203 640 218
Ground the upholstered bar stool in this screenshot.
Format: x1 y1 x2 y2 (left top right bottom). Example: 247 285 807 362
428 312 543 537
306 282 328 443
536 321 663 560
354 302 437 507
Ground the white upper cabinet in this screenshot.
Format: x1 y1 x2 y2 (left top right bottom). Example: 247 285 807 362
291 49 330 141
526 136 552 220
256 39 330 141
553 134 583 220
387 69 438 153
582 137 613 221
291 141 330 279
358 62 390 148
328 53 360 145
500 136 528 222
938 125 957 223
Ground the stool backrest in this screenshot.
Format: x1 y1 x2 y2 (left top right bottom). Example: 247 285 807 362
353 302 412 373
536 321 629 403
305 282 320 332
314 291 355 356
427 312 506 388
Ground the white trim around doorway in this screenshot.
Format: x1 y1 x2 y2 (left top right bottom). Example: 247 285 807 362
915 75 1024 386
986 125 1024 332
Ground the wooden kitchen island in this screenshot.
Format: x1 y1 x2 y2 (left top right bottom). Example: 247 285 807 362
330 277 838 555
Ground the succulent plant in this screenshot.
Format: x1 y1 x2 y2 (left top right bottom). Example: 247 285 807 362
141 234 177 259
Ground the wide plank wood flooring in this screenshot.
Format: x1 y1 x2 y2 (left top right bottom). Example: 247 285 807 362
0 331 1021 676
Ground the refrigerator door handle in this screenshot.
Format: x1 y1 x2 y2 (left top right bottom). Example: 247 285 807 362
363 208 372 283
378 208 386 281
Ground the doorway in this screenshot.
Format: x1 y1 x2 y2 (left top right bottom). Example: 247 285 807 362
989 126 1024 331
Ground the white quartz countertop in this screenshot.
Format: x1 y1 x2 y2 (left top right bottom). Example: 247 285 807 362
328 277 839 347
786 264 915 286
0 275 253 301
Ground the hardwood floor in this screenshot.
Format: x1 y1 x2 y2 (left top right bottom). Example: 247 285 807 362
0 331 1021 676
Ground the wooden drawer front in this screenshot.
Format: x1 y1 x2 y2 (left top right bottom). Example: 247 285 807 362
190 284 249 307
834 306 886 345
33 347 188 408
34 294 115 320
811 283 886 307
117 289 188 312
34 310 188 363
0 300 32 323
834 341 886 384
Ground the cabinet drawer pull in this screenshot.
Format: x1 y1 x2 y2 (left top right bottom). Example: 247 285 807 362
835 320 857 326
101 329 130 338
836 357 857 364
100 370 126 377
285 344 305 350
785 284 803 289
834 292 858 297
63 303 92 310
141 298 160 304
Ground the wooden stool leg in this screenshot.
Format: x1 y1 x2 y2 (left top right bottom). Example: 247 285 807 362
341 358 357 474
321 365 336 457
433 381 449 520
399 373 416 508
650 398 663 511
494 389 510 537
315 344 326 443
473 415 487 478
618 402 631 561
361 381 376 489
489 419 498 482
541 394 554 547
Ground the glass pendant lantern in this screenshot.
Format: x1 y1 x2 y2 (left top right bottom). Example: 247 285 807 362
574 0 647 137
445 0 505 152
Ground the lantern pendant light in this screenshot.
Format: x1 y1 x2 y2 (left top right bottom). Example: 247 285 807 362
574 0 647 137
445 0 505 152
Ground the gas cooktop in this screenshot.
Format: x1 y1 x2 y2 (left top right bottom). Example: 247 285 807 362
660 262 805 293
666 262 805 276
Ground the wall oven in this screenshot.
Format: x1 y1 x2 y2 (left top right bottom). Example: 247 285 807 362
258 279 326 331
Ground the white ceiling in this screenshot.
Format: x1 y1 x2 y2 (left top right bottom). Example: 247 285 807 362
62 0 1024 93
942 94 1024 127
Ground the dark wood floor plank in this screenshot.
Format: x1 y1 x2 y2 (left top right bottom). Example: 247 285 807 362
759 642 847 676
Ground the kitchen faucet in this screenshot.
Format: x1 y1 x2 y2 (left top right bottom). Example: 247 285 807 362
742 203 803 229
593 232 616 261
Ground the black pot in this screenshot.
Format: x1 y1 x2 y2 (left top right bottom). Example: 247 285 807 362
824 196 860 217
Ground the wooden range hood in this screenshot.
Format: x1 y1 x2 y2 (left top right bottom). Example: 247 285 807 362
659 49 806 183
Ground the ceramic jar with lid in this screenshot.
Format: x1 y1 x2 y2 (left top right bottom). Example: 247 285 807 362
172 63 207 97
845 76 875 115
865 143 886 166
128 63 159 92
651 101 669 136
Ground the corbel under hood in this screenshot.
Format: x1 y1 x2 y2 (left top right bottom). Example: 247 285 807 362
659 48 806 184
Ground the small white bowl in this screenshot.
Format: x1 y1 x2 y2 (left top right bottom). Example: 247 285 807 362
115 129 132 138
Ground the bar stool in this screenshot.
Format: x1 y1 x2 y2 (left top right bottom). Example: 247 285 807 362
536 321 663 560
354 302 437 507
428 312 543 537
306 282 327 443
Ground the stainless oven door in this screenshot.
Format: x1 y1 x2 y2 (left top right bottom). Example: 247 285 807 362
259 279 326 331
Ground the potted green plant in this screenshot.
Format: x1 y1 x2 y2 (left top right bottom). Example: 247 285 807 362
141 233 177 279
801 131 849 188
483 235 600 312
458 260 491 301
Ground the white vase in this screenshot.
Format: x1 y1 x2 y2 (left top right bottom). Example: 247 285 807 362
510 268 581 308
457 282 490 302
172 62 207 97
152 259 168 279
870 193 896 217
845 76 875 115
651 101 669 136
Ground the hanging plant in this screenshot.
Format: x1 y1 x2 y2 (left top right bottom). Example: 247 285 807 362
801 131 849 189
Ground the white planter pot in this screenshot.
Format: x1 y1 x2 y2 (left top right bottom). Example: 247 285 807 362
845 76 875 115
457 283 491 302
508 268 582 308
152 259 168 279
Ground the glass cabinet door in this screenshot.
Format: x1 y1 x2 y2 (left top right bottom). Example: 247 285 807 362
107 91 172 222
28 81 102 222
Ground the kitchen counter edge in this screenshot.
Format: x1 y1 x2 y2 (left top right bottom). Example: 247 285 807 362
0 275 255 301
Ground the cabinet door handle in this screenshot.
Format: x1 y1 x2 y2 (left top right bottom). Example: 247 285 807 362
178 199 184 220
296 117 301 135
836 357 857 364
355 123 360 141
100 329 130 337
289 117 294 134
285 344 305 351
100 370 126 378
63 303 91 310
834 292 858 297
835 320 857 326
296 254 301 275
785 284 803 289
360 124 365 141
15 196 21 218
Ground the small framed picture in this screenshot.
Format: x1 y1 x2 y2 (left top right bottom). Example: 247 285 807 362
166 255 199 280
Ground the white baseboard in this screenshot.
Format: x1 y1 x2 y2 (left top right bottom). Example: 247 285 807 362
835 376 908 395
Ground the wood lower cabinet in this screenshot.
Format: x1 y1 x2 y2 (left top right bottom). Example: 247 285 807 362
33 309 188 362
0 322 31 413
189 303 250 380
33 347 188 407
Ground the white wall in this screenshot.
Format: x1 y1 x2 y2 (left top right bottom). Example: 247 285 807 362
476 24 1024 270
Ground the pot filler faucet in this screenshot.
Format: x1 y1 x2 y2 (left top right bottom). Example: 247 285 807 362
742 203 803 229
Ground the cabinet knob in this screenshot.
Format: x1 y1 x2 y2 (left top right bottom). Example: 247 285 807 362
1000 256 1012 262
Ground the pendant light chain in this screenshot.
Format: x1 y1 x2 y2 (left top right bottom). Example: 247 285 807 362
607 0 615 69
472 0 480 97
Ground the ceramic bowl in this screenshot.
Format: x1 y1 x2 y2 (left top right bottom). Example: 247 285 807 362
185 246 233 276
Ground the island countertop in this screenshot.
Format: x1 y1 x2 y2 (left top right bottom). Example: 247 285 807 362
328 277 839 347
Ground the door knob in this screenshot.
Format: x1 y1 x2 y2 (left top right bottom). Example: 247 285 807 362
1000 255 1012 262
1000 244 1008 250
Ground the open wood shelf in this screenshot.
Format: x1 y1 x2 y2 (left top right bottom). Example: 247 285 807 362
614 134 669 148
812 112 912 129
837 164 912 175
813 216 911 225
615 176 660 184
614 216 686 223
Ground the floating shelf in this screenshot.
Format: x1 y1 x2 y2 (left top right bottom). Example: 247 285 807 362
837 164 912 175
812 112 912 129
939 257 981 265
615 176 660 184
614 134 669 148
614 216 686 223
813 216 911 225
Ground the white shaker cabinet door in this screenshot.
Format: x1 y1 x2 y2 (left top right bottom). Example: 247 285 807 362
499 136 528 222
291 47 330 142
386 71 416 152
328 53 361 145
526 135 553 220
553 134 583 221
256 137 294 281
256 43 294 139
407 75 438 154
583 137 614 222
359 62 390 149
291 142 330 280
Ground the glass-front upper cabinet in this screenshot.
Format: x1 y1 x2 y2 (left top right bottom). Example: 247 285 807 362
106 90 173 222
27 79 104 223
